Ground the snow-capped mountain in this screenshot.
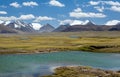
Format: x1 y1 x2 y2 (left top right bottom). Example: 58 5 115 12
4 21 11 26
6 20 35 32
82 20 95 25
1 19 120 33
0 20 12 26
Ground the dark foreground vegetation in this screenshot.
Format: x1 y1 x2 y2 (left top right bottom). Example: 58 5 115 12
43 66 120 77
0 31 120 54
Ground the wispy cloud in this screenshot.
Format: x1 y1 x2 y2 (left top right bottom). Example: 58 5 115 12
19 14 35 20
94 6 104 12
89 1 100 5
89 1 120 6
49 0 65 7
69 8 106 18
0 11 7 14
10 2 21 8
0 16 17 21
22 1 38 7
34 16 55 22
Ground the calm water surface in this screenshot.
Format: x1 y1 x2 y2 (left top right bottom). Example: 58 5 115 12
0 51 120 77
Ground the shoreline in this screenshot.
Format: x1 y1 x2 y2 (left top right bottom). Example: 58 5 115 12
43 66 120 77
0 47 120 55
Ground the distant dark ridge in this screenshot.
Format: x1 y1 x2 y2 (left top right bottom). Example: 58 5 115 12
39 23 55 32
53 24 70 32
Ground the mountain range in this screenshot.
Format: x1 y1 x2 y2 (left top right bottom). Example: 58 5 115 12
0 20 120 33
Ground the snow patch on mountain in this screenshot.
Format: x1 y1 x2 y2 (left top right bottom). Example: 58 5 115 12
70 20 94 25
4 21 11 25
0 20 4 24
31 23 42 30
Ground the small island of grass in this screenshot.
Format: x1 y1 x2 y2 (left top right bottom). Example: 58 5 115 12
43 66 120 77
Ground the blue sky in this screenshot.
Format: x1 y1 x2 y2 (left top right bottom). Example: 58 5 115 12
0 0 120 27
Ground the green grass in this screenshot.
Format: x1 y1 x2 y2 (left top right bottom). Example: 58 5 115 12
0 31 120 54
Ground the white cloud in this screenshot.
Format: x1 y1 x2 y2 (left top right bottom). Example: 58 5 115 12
110 6 120 12
32 23 42 30
74 8 82 12
69 8 106 18
0 15 55 22
71 20 93 25
89 1 120 12
59 19 93 25
106 20 120 25
0 16 17 21
94 6 104 12
0 11 7 14
89 1 120 6
59 19 73 25
23 1 38 7
70 20 84 25
34 16 55 22
104 1 120 6
19 14 35 20
10 2 21 8
89 1 100 5
0 14 35 21
49 0 65 7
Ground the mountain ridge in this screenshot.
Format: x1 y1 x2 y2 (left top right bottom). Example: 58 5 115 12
0 20 120 33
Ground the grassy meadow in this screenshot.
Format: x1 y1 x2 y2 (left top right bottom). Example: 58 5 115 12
0 31 120 54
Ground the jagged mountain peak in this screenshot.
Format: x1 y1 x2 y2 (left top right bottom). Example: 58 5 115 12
44 23 52 27
116 22 120 25
53 24 70 32
42 23 55 29
39 23 55 32
13 20 28 27
6 20 35 32
83 20 95 25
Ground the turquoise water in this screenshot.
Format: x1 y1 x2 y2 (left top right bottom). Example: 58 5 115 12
0 51 120 77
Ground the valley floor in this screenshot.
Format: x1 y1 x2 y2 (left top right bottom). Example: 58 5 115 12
0 31 120 54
